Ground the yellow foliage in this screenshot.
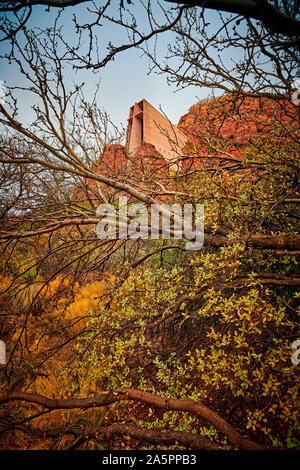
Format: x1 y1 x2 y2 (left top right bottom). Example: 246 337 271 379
41 275 79 300
11 323 49 357
14 282 43 311
12 275 79 313
33 361 73 398
24 358 106 449
0 272 13 292
56 279 112 335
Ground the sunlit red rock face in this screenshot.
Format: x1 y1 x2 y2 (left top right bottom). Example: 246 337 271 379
94 143 169 182
178 95 297 169
73 95 297 201
179 95 296 143
73 144 127 201
92 144 128 179
72 143 169 201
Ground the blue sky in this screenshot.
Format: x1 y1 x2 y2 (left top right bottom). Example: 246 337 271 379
0 2 228 134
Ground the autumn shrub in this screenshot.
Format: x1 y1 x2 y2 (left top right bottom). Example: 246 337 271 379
55 277 114 336
1 101 299 451
65 246 299 449
0 273 13 293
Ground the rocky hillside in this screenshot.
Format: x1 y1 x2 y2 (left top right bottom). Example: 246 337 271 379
73 95 297 201
179 95 296 143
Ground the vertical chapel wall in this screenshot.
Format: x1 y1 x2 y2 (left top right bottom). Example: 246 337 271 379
126 99 187 164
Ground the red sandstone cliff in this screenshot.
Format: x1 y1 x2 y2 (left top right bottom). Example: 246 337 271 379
73 95 298 200
177 95 298 170
178 95 296 143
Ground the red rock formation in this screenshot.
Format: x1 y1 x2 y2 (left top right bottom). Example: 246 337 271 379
178 95 297 169
179 95 296 142
73 95 298 199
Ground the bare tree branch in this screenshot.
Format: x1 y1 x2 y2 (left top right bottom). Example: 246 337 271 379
165 0 300 38
0 388 269 449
